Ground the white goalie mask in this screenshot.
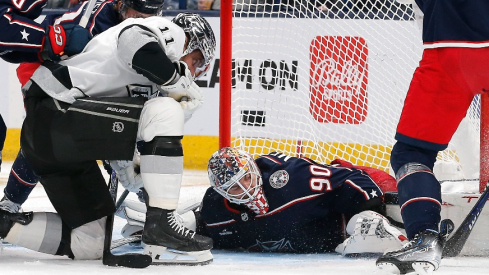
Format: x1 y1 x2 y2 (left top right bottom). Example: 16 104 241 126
207 147 269 215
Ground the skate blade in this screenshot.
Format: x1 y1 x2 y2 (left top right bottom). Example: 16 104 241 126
376 262 401 275
412 262 435 275
144 244 213 266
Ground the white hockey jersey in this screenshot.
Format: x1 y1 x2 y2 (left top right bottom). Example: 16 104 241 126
31 16 187 103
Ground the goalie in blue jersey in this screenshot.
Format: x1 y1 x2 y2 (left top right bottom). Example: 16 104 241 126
120 147 408 255
198 147 407 253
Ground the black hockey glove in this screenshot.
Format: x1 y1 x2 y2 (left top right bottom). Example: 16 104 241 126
40 24 92 61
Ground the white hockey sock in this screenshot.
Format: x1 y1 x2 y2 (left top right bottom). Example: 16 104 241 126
141 154 183 209
5 212 62 255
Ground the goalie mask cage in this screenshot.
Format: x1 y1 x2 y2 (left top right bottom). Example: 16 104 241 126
219 0 488 192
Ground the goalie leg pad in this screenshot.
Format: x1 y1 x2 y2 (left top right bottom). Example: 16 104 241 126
144 245 213 266
335 211 408 256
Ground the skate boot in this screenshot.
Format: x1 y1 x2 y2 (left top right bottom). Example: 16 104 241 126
0 208 33 238
0 196 22 213
376 229 443 275
142 206 213 265
0 209 15 238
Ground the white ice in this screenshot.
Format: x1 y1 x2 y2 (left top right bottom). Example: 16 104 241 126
1 162 489 275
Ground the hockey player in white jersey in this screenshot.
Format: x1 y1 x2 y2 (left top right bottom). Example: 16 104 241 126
0 13 216 265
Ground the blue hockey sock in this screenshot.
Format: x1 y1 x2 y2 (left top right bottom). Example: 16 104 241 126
4 150 40 204
397 163 441 239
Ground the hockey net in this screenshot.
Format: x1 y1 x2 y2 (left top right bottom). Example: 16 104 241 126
220 0 482 185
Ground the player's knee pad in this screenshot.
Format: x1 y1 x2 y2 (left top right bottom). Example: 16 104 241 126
70 217 106 260
5 212 66 256
140 136 183 209
390 141 438 174
137 97 184 142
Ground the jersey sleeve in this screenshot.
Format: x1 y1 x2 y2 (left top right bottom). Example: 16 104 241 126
0 0 49 61
51 0 119 36
328 166 384 215
116 23 178 85
198 188 245 249
0 11 46 57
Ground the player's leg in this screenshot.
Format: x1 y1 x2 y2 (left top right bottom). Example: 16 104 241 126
0 149 39 213
377 48 476 274
6 82 119 259
137 97 213 265
0 209 107 260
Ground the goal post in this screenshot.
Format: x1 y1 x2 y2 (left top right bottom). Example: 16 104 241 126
219 0 486 192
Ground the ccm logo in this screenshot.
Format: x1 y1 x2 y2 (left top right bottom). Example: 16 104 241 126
309 36 368 124
53 25 64 47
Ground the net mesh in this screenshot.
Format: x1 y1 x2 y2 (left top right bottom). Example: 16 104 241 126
229 0 480 179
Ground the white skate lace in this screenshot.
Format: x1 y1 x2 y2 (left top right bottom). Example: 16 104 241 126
167 211 196 238
0 197 22 213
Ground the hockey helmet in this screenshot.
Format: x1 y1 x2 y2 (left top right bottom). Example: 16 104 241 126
207 147 269 215
172 13 216 78
121 0 164 15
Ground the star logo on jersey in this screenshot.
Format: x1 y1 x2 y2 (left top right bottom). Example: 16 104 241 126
269 170 289 189
370 190 378 198
20 29 30 41
112 122 124 132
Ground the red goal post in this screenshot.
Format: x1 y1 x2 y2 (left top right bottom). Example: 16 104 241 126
219 0 487 192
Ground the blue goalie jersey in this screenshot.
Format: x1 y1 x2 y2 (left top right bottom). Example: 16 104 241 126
198 152 384 253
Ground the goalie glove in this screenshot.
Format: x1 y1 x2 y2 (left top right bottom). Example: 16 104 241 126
109 155 143 193
180 82 204 122
159 61 194 101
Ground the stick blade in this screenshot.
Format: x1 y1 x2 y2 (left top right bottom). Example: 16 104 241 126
103 253 152 268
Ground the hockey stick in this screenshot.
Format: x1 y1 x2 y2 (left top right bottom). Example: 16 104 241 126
78 0 97 28
115 189 129 212
103 171 152 268
442 184 489 257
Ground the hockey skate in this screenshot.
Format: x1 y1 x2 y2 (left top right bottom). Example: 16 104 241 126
0 208 33 238
142 206 213 265
376 229 443 275
0 196 22 213
0 209 14 238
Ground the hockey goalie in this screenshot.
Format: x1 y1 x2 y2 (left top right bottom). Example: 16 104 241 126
118 148 408 255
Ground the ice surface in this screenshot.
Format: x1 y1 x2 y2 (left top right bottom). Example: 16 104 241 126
1 162 489 275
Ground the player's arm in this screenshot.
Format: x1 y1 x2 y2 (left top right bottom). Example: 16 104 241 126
0 12 46 61
52 0 114 37
116 24 193 94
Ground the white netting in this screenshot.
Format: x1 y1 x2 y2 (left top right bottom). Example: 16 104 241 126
229 0 480 179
